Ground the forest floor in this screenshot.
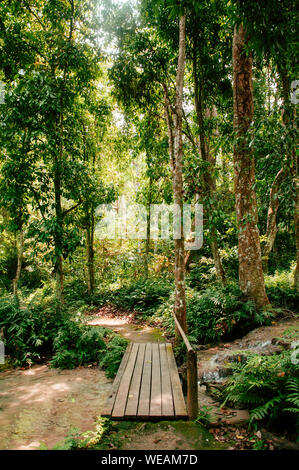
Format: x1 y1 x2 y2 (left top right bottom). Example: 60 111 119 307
0 365 112 449
0 307 298 450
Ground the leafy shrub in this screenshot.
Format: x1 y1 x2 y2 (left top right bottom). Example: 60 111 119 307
50 322 107 369
186 258 216 290
0 293 65 365
267 230 296 274
220 246 239 279
195 405 214 427
63 278 89 305
100 278 172 316
21 264 45 290
152 283 273 344
52 417 113 450
0 247 17 290
221 351 299 434
265 269 299 313
0 291 127 376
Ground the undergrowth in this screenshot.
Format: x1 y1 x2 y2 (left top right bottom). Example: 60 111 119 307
220 351 299 437
0 290 127 375
151 283 275 344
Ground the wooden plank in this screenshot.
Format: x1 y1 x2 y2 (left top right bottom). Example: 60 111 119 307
137 343 152 418
159 343 174 417
150 343 162 417
112 343 139 418
125 343 146 417
172 312 193 352
165 343 188 418
104 341 187 421
101 343 133 417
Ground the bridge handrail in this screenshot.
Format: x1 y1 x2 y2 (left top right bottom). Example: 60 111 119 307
172 312 198 420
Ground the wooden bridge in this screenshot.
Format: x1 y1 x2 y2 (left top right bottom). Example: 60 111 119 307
102 326 198 421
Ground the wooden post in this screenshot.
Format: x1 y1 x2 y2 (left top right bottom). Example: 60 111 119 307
172 312 198 420
187 349 198 420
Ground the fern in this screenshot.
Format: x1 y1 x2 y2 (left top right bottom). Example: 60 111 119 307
221 350 299 432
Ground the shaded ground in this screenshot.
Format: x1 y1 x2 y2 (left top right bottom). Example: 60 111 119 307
0 364 227 451
0 365 112 450
0 306 170 450
85 305 166 343
120 421 227 450
0 310 297 450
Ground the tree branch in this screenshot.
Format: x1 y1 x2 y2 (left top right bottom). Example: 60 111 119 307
63 200 82 217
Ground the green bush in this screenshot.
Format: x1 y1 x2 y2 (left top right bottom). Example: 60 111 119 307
265 269 299 313
221 246 239 279
152 283 274 344
0 293 65 365
100 278 172 316
50 322 107 369
63 278 90 304
186 258 216 290
221 351 299 434
0 245 17 290
267 231 296 274
0 291 127 376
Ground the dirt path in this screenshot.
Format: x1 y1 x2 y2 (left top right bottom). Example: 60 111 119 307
0 308 174 450
85 306 166 343
1 309 296 450
0 365 112 450
0 308 169 450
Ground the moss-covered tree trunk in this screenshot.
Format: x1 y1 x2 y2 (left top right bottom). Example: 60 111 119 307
163 14 187 339
233 24 270 309
173 14 187 337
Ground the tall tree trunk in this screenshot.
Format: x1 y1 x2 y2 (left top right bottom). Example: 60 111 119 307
233 24 270 309
192 41 226 284
262 168 284 272
12 228 24 297
86 213 95 296
173 14 187 338
163 15 187 338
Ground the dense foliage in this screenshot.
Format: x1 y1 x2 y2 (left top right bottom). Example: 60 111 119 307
0 290 128 374
220 351 299 434
0 0 298 447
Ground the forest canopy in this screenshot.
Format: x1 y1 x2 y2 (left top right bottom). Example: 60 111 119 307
0 0 298 448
